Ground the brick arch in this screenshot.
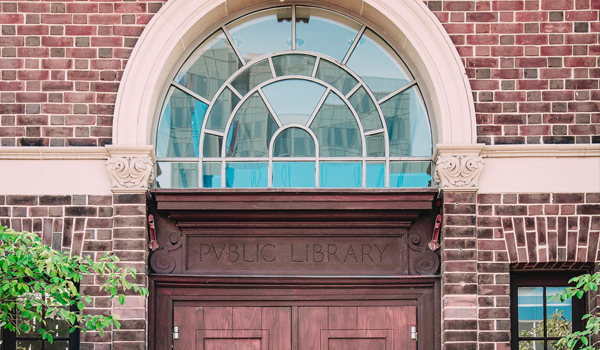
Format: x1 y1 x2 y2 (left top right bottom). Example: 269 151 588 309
112 0 477 147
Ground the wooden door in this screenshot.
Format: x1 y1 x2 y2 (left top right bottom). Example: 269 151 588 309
174 305 415 350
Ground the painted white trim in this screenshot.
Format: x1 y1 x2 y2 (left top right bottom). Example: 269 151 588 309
112 0 476 147
0 147 109 160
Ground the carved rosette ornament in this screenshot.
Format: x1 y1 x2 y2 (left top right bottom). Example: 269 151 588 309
105 145 155 193
435 155 484 190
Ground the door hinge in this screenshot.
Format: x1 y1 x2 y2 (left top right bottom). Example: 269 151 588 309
173 326 179 340
410 326 417 340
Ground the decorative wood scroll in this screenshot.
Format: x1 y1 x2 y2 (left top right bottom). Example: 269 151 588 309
149 189 440 276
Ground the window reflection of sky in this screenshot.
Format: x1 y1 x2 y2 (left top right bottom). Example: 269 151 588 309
262 80 326 125
518 286 572 322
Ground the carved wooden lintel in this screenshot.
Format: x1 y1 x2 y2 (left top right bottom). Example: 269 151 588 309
105 145 155 193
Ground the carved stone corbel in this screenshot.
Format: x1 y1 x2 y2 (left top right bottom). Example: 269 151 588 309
434 144 485 192
105 145 155 193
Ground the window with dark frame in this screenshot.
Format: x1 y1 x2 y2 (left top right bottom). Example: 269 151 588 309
511 272 586 350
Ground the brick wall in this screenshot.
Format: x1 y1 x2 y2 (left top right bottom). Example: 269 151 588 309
0 194 148 350
424 0 600 145
0 0 597 147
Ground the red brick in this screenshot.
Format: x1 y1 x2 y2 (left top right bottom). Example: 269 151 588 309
520 125 551 135
66 48 97 59
466 34 499 45
65 115 96 125
444 23 475 34
470 80 500 90
519 102 552 113
16 93 47 103
565 10 599 20
467 58 499 68
113 26 145 37
136 14 154 25
542 91 575 101
568 102 599 112
569 124 600 134
114 3 146 13
90 60 121 70
492 69 522 79
543 114 575 123
40 14 72 25
17 70 49 81
491 23 523 33
476 103 503 113
17 115 48 125
478 125 503 135
89 15 121 25
18 3 50 13
67 71 99 81
542 0 575 10
540 23 572 33
565 79 599 89
41 36 74 47
492 46 524 56
43 127 72 137
540 68 572 79
0 81 24 91
492 1 524 10
496 91 526 101
576 0 590 9
0 14 24 24
515 11 548 22
540 45 573 56
516 34 548 45
41 103 70 114
0 59 23 69
564 57 597 67
0 37 24 46
64 93 94 103
66 3 98 13
91 37 122 47
445 1 476 11
41 59 72 70
517 80 549 89
17 25 49 36
467 12 498 22
65 26 97 36
495 114 526 124
516 57 547 67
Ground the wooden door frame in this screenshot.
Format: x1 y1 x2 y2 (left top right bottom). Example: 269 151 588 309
149 275 440 350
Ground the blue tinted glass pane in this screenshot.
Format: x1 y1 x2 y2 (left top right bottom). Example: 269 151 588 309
227 8 292 62
366 133 385 157
518 287 544 338
206 88 240 132
231 59 272 96
203 134 222 157
295 7 361 61
366 162 384 188
272 54 315 77
273 162 315 187
226 162 268 188
315 60 358 96
175 30 241 100
320 162 361 188
226 92 278 157
310 92 362 157
262 79 326 125
346 29 411 100
547 286 572 337
202 162 221 188
155 162 199 189
348 86 382 132
273 128 316 157
156 87 207 158
381 86 432 157
389 161 432 188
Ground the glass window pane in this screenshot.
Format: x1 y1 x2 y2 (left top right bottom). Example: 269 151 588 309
155 162 199 189
315 59 358 96
366 162 385 188
320 162 362 188
366 133 385 157
389 161 432 188
226 162 268 188
518 286 544 338
202 162 222 188
156 87 207 158
262 79 326 125
203 133 223 158
273 162 315 187
46 341 70 350
295 7 361 61
16 340 43 350
227 8 292 62
348 86 382 132
206 88 240 132
273 128 316 157
175 30 241 100
381 86 432 157
546 286 572 337
226 92 278 157
272 54 315 77
346 28 412 100
231 59 273 96
310 92 362 157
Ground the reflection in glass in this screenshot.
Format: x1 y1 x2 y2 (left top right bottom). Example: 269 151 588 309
348 86 382 131
346 29 412 100
389 161 431 188
273 128 316 157
226 162 268 188
310 92 361 157
203 133 222 157
155 162 199 189
231 60 273 96
226 92 278 157
367 162 385 188
320 162 361 188
272 54 315 77
366 133 385 157
315 59 358 96
206 88 240 132
17 340 42 350
46 341 70 350
518 287 544 338
380 86 431 157
273 162 315 187
295 7 361 61
227 8 292 62
202 162 221 188
175 30 241 100
546 287 572 337
262 79 326 125
156 87 207 158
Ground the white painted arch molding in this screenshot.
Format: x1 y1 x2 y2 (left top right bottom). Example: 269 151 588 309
113 0 477 146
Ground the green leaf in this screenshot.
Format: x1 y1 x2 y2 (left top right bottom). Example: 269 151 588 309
119 294 125 305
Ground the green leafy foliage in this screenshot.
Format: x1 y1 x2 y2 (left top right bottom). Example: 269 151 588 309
551 271 600 350
0 227 148 343
518 310 571 350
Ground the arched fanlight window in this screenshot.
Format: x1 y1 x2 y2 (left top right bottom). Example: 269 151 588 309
155 6 433 189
